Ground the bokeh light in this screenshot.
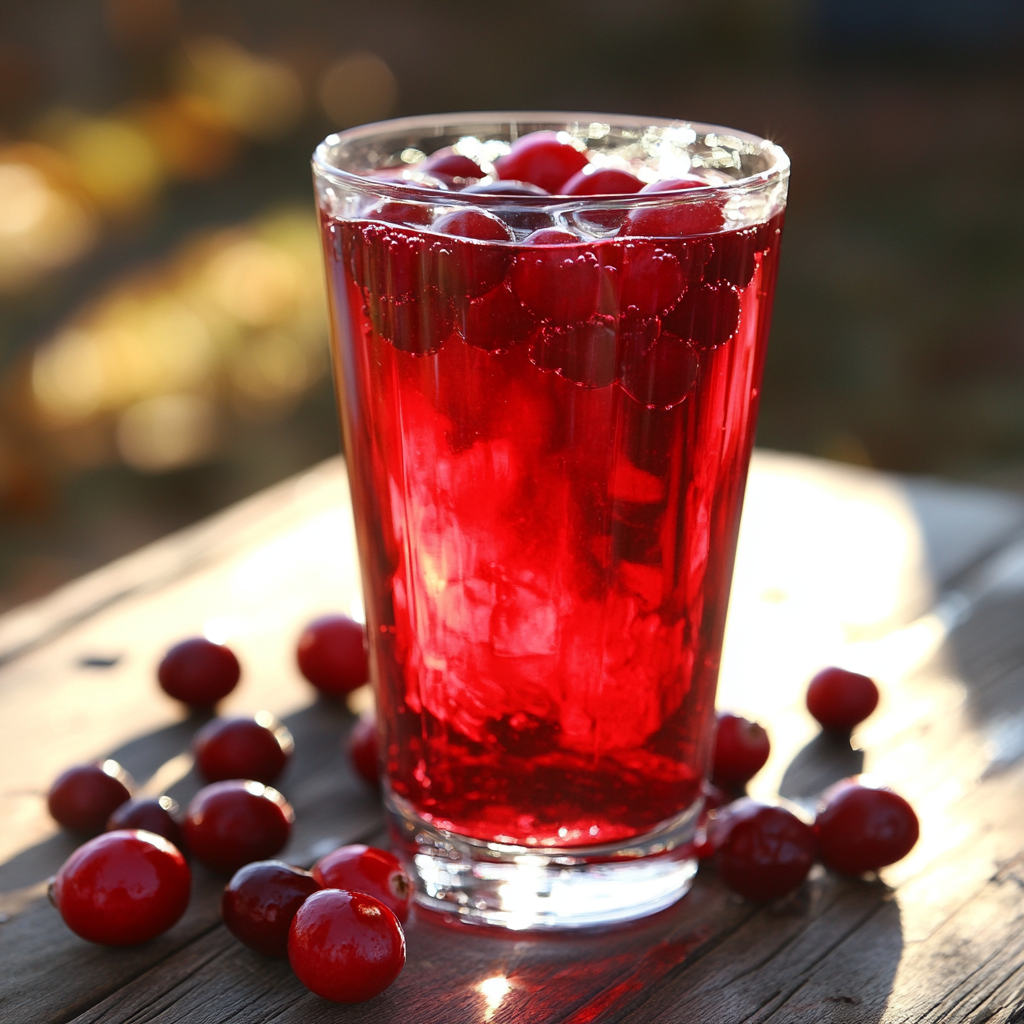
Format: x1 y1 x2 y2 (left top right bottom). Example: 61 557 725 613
318 52 397 128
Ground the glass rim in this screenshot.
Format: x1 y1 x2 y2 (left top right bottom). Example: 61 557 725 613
312 109 790 210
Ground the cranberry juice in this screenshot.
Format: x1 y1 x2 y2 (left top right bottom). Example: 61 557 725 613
321 165 783 850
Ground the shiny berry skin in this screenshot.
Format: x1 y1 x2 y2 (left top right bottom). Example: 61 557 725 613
562 167 643 196
193 713 294 785
288 888 406 1003
816 782 919 875
312 845 412 923
422 148 483 180
712 713 771 789
806 667 880 732
709 799 817 902
184 780 293 875
622 177 723 237
48 761 133 834
296 615 369 696
222 860 320 957
433 208 514 242
158 638 241 707
463 181 548 197
49 830 191 945
511 248 602 325
523 228 580 245
364 200 433 227
495 132 588 193
108 796 184 850
349 715 380 787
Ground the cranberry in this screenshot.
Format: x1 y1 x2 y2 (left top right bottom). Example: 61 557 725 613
351 223 433 300
622 178 724 237
510 248 603 325
49 830 191 945
619 330 698 409
367 289 454 355
422 148 484 181
193 714 294 785
364 201 433 227
158 637 241 708
495 132 588 193
349 714 381 787
531 316 619 388
433 208 515 243
712 712 771 789
222 860 319 957
816 781 919 875
806 667 880 732
433 210 513 302
312 845 412 923
456 281 537 352
48 761 133 834
297 615 369 696
662 282 740 349
562 167 644 196
463 181 549 197
643 176 708 193
107 796 184 850
288 888 406 1003
618 243 685 318
184 780 293 875
523 228 580 245
709 799 817 902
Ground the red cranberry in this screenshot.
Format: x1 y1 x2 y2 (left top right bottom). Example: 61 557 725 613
806 667 880 732
312 845 412 923
297 615 369 696
48 761 133 834
288 888 406 1003
618 243 685 318
158 637 241 708
662 281 740 349
422 148 484 181
510 248 603 325
367 288 454 355
222 860 320 957
433 208 515 243
816 781 919 875
107 796 184 850
456 280 537 352
619 330 698 410
49 830 191 945
523 228 580 245
495 132 588 193
193 714 294 785
562 167 643 196
531 316 619 388
349 714 380 787
184 780 293 875
622 178 724 237
433 210 514 301
712 712 771 789
364 201 433 227
709 799 817 902
642 176 708 193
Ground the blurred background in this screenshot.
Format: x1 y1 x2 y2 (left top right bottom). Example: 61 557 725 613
0 0 1022 613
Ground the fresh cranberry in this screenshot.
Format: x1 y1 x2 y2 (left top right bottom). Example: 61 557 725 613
184 780 293 875
367 288 454 355
48 761 133 834
349 714 380 787
622 178 724 237
433 208 515 243
456 280 537 352
107 796 184 850
712 712 771 789
511 248 603 325
364 201 433 227
619 330 699 409
158 638 241 708
618 243 685 318
351 222 433 299
531 316 619 388
422 148 484 181
433 210 514 302
662 282 740 349
193 714 294 785
463 181 549 196
312 845 412 922
806 667 880 732
523 228 579 245
709 799 817 902
495 132 589 193
297 615 369 696
562 167 643 196
49 830 191 945
643 176 708 193
288 888 406 1003
222 860 320 957
816 781 919 875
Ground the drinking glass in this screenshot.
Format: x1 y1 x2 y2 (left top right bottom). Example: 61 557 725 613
313 112 789 929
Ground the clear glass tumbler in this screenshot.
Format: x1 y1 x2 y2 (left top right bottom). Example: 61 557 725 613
313 112 789 929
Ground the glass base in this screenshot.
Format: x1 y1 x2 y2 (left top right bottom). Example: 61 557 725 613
386 791 700 931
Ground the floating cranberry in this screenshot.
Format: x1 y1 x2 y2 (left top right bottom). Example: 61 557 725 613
433 210 513 301
622 178 724 237
618 243 685 318
433 208 513 243
349 714 380 787
495 132 588 193
709 799 817 902
511 248 603 325
712 712 771 789
806 667 880 732
619 330 699 410
422 148 484 181
816 781 919 875
363 201 433 228
312 845 412 922
222 860 320 957
662 282 740 349
523 228 580 245
193 714 294 785
297 615 369 696
48 761 133 834
158 637 241 708
463 181 549 197
531 316 619 388
184 780 293 875
456 281 536 352
561 167 644 196
288 888 406 1003
108 796 184 850
50 830 191 945
366 288 455 355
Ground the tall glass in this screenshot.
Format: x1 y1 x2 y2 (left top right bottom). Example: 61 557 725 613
313 113 788 929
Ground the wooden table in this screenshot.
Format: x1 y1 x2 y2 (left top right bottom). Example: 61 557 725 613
4 451 1024 1023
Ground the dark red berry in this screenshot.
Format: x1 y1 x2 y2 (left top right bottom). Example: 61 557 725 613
433 208 514 243
709 799 817 902
184 780 293 875
456 280 536 352
422 148 484 181
619 330 698 410
364 201 433 227
49 830 191 945
622 178 724 237
193 714 294 785
618 243 685 318
48 761 133 834
806 667 880 732
433 211 514 302
296 615 369 696
349 715 380 787
816 781 919 875
662 282 740 349
712 712 771 789
312 845 412 923
107 796 184 850
523 228 580 245
222 860 320 957
495 132 588 193
288 888 406 1003
510 248 602 325
561 167 643 196
530 316 619 388
158 638 241 708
